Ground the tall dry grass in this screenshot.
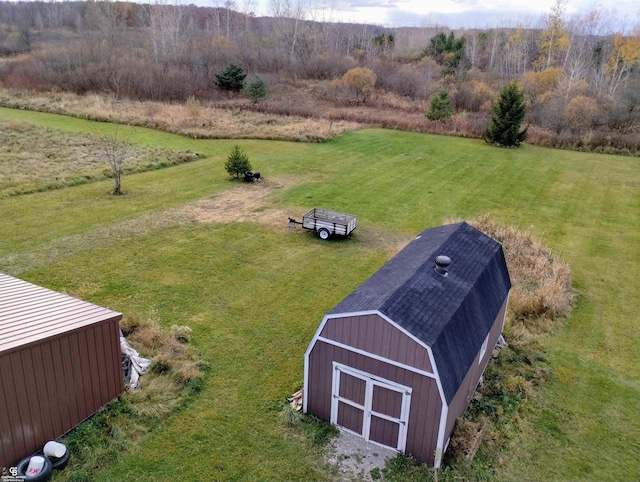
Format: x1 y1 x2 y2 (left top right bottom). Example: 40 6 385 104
468 214 577 343
120 310 206 418
443 216 576 469
0 120 198 197
2 83 638 154
0 88 362 142
51 310 207 480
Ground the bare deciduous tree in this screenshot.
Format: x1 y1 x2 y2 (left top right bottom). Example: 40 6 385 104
146 0 188 63
101 123 130 195
270 0 308 63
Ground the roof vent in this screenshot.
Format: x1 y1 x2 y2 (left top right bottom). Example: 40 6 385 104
434 255 451 276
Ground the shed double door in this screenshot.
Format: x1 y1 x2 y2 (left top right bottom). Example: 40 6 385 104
331 364 411 452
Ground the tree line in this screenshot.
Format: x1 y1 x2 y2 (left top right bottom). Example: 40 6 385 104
0 0 638 149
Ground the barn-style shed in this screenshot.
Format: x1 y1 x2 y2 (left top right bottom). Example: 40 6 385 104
0 273 124 467
303 222 511 466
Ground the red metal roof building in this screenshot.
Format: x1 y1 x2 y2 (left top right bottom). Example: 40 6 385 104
0 273 123 467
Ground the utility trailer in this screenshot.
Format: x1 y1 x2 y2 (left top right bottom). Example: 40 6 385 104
288 208 357 240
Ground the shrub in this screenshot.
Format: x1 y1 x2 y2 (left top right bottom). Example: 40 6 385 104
562 95 598 132
426 89 453 120
341 67 377 103
215 63 247 93
171 324 193 343
243 75 269 103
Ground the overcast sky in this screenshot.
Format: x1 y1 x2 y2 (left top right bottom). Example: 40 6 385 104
247 0 639 30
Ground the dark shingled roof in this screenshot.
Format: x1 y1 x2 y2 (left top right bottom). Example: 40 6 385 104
329 222 511 404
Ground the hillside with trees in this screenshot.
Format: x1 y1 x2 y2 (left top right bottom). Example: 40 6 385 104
0 0 638 154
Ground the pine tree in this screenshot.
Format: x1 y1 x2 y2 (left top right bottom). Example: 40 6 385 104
243 75 269 103
484 81 528 147
225 145 251 179
426 90 453 120
215 64 247 93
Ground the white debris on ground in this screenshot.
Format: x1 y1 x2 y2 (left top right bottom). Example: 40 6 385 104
119 330 150 389
324 428 397 481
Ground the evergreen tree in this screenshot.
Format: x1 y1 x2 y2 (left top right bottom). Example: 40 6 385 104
426 90 453 120
485 81 528 147
215 64 247 93
225 145 251 179
243 75 269 102
424 32 466 76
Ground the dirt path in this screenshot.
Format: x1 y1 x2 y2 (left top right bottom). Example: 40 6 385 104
182 178 292 229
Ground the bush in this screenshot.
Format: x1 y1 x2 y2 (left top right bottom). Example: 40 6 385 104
426 89 453 120
562 95 598 132
341 67 377 103
243 75 269 103
215 63 247 93
171 324 193 343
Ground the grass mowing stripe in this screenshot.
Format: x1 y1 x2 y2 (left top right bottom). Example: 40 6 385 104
24 222 378 481
2 116 639 480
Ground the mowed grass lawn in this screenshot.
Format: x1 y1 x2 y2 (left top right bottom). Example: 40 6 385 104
1 108 638 481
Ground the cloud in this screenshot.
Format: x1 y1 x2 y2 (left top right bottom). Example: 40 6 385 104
347 0 405 8
256 0 639 29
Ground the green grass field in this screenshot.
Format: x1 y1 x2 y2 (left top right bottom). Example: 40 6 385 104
1 108 638 481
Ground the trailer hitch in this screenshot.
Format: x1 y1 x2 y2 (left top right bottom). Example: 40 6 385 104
288 217 302 228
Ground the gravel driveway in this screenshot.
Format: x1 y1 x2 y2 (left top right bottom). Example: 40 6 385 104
324 428 397 481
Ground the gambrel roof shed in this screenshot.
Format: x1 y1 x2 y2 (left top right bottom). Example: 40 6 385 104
304 222 511 466
0 273 124 467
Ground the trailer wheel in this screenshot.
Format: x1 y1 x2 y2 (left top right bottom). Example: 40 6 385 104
318 228 331 240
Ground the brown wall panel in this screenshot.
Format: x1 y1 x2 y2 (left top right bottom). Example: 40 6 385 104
87 328 102 408
320 315 433 373
339 372 366 405
370 416 399 447
28 346 53 446
372 385 402 418
56 335 77 430
1 352 23 466
39 340 64 437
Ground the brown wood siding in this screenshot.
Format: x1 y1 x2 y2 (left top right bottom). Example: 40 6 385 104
339 372 366 405
337 402 364 435
0 318 124 467
320 314 433 373
370 416 400 447
307 340 442 464
372 385 402 419
444 297 509 442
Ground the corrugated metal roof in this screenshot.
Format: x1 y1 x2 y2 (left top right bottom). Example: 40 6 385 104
328 222 512 404
0 272 122 353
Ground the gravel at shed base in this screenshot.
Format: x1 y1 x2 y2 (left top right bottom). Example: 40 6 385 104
324 428 398 481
